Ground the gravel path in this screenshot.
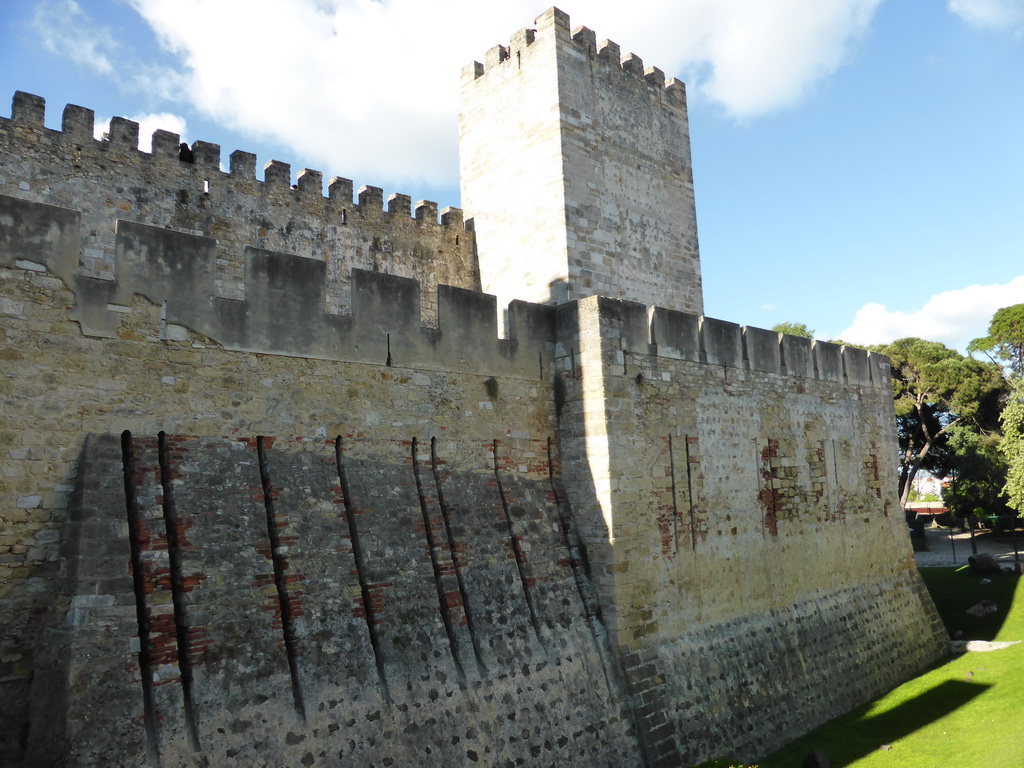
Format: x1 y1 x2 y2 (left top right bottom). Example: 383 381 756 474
914 523 1024 569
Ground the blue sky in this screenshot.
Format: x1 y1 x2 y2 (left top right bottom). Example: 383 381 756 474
1 0 1022 350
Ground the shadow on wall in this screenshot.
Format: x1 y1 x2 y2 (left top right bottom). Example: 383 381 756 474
22 430 638 767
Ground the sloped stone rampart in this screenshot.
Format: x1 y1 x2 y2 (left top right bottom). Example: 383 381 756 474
554 297 947 765
26 434 639 767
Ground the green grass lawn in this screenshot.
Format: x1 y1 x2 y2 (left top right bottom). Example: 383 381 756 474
752 567 1024 768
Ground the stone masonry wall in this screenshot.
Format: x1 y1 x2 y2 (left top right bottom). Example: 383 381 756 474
554 297 947 765
0 197 643 765
25 433 640 767
2 38 948 765
0 91 478 327
460 8 702 318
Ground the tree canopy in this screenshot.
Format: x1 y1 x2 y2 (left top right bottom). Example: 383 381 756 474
876 337 1006 509
771 322 814 339
943 424 1010 520
968 304 1024 516
969 303 1024 377
1001 380 1024 513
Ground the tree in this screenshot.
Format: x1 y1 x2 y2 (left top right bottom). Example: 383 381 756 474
943 424 1010 521
971 305 1024 517
771 322 814 339
877 337 1006 509
1001 380 1024 513
969 303 1024 377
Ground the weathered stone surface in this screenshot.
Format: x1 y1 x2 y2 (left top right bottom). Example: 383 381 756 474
461 8 703 320
0 8 947 766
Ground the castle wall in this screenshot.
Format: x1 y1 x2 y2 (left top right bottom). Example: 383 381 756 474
0 215 641 766
1 21 948 763
0 91 478 328
460 9 702 316
0 191 947 766
26 433 642 767
555 297 947 764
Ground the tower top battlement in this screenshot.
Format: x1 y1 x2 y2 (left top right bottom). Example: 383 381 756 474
459 7 703 320
463 8 687 114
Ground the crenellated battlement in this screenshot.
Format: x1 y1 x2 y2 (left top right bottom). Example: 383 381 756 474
555 296 890 389
1 91 479 322
0 193 548 379
0 190 885 390
4 91 462 226
463 8 686 112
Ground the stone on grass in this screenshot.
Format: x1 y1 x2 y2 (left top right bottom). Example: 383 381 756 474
967 553 1002 575
965 600 998 617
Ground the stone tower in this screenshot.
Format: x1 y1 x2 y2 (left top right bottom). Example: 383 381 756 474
459 7 702 317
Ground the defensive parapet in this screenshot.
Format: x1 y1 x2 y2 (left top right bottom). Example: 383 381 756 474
0 91 478 325
460 7 702 321
0 188 883 386
0 192 551 377
464 17 688 109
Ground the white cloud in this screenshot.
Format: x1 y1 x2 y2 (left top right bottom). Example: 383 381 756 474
949 0 1024 30
93 112 189 151
105 0 882 188
837 276 1024 351
31 0 119 76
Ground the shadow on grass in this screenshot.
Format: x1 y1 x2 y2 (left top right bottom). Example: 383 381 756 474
918 566 1019 641
760 678 991 768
